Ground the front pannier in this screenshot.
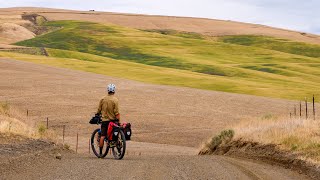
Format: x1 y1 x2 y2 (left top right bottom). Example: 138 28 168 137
89 114 101 124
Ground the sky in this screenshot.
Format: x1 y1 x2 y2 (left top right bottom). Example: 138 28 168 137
1 0 319 34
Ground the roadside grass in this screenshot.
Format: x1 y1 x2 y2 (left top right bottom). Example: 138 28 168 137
220 35 320 58
199 129 234 155
0 102 57 141
233 116 320 163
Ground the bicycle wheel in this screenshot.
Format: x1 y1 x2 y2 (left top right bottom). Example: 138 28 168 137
112 130 126 160
91 128 109 158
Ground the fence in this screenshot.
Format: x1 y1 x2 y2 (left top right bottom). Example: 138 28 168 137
289 95 317 120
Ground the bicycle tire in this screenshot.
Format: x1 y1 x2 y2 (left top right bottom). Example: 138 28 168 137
112 130 126 160
91 128 109 158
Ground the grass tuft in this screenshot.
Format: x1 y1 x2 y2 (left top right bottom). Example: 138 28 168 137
199 129 234 155
37 123 47 137
0 102 10 116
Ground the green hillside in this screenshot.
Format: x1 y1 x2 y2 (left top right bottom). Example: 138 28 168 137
12 20 320 100
220 35 320 58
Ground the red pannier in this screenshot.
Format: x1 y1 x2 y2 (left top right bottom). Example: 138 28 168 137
107 121 119 141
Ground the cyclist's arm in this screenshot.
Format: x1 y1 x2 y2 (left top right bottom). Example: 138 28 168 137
114 99 120 121
116 114 120 121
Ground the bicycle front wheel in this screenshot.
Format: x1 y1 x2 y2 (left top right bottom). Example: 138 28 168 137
112 130 126 160
91 128 109 158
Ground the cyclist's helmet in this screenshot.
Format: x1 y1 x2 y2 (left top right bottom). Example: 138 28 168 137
107 83 116 93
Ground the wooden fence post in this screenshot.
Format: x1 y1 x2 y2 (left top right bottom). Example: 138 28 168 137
62 125 65 145
294 105 296 117
89 139 90 154
76 133 79 153
305 97 308 120
46 117 49 129
313 95 316 120
300 101 302 119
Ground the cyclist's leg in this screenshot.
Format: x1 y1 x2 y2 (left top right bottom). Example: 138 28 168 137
99 121 109 156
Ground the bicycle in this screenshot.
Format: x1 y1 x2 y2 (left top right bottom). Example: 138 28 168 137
90 120 126 160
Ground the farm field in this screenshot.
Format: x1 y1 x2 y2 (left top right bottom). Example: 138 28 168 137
10 20 320 100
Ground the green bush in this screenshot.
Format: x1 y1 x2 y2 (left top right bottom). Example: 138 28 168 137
37 123 46 137
199 129 235 155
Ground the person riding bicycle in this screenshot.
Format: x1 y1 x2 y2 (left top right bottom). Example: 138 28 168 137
96 83 120 158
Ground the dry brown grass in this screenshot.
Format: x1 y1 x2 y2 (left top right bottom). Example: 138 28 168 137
0 102 57 141
233 115 320 163
0 23 35 44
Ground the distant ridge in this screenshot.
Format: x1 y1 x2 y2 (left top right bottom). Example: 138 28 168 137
1 7 319 45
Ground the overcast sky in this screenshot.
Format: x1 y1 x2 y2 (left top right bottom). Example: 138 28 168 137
1 0 319 34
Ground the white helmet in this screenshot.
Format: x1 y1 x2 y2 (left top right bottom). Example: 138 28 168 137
107 84 116 93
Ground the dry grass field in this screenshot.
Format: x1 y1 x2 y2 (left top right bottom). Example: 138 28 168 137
233 116 320 163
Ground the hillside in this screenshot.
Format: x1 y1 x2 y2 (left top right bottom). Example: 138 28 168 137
13 20 320 100
1 7 320 45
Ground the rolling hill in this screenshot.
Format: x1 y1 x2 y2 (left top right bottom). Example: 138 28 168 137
1 7 320 100
1 7 320 45
9 20 320 100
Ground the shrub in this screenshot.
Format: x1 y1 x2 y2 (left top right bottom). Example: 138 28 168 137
37 123 46 137
199 129 234 155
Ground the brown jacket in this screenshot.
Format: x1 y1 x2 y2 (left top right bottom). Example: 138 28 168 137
97 94 119 121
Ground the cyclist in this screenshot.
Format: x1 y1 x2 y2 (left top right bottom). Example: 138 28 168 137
96 83 120 158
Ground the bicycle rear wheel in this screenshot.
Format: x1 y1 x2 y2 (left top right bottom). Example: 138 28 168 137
112 130 126 160
91 128 109 158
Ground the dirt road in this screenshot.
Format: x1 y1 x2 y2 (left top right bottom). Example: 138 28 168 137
0 58 309 179
2 152 309 180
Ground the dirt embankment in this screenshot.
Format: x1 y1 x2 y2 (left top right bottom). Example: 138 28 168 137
0 11 50 48
200 139 320 179
0 23 35 44
0 133 67 179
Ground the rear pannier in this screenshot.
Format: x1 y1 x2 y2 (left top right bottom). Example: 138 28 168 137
122 123 132 140
107 121 119 141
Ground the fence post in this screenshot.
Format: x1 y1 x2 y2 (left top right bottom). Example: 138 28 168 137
46 117 49 129
313 95 316 120
27 109 29 117
300 101 302 119
76 133 79 153
63 125 65 146
89 139 90 154
294 105 296 117
305 97 308 120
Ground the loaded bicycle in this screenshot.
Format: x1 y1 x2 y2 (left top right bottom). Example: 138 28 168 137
90 115 131 160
